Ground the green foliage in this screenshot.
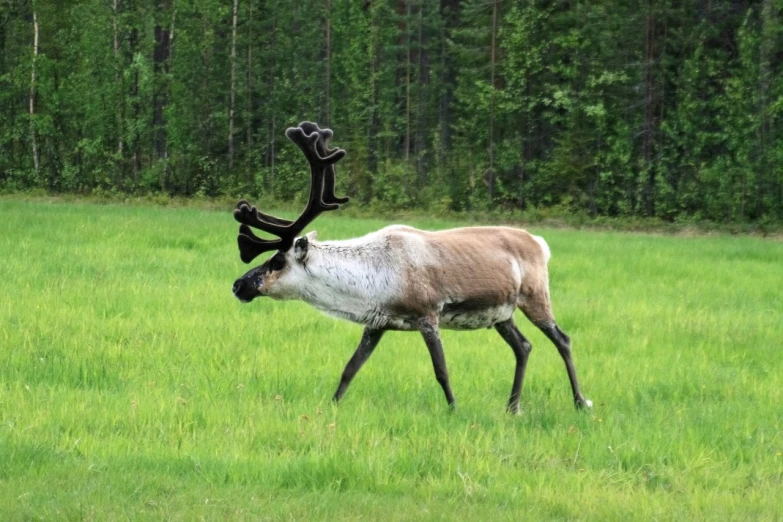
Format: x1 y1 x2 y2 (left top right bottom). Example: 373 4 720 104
0 0 782 223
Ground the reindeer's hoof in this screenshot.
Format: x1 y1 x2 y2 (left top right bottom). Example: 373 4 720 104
506 404 522 415
576 398 593 410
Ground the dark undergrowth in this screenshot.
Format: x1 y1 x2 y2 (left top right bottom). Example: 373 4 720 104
3 190 781 238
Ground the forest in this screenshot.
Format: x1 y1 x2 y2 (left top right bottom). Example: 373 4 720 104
1 0 781 222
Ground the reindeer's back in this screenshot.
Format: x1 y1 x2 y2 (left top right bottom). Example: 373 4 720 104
380 226 550 329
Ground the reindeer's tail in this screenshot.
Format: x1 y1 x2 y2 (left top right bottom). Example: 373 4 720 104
532 235 551 264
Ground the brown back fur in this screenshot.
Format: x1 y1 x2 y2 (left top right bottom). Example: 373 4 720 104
390 226 554 325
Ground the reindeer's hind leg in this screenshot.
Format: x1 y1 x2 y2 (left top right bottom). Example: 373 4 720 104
494 319 533 414
519 287 592 410
333 327 385 403
536 323 592 409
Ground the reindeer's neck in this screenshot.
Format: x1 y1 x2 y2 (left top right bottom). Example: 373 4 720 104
301 238 399 300
287 236 403 327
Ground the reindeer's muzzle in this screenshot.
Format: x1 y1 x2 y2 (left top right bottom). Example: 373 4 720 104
232 275 262 303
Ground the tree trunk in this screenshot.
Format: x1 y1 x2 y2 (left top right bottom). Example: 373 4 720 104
166 3 176 185
113 0 124 161
30 7 40 176
518 80 532 210
246 0 253 185
641 1 657 217
439 0 459 154
438 0 459 200
416 1 427 181
325 0 332 127
130 24 140 184
487 0 498 202
267 14 276 193
367 5 380 181
153 0 172 191
405 0 411 166
229 0 239 172
199 11 213 192
757 0 775 218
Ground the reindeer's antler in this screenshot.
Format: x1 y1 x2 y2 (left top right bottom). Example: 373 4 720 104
234 122 349 263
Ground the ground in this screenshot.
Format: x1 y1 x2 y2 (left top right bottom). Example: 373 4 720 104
0 199 781 520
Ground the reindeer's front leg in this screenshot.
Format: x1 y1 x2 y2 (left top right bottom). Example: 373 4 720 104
333 327 385 403
418 316 456 409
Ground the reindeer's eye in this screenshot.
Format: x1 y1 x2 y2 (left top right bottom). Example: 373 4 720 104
269 252 286 271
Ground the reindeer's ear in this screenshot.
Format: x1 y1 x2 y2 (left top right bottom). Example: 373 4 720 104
305 231 318 241
294 236 310 263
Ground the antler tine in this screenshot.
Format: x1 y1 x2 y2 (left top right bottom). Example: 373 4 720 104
298 122 333 144
284 125 345 167
279 124 346 239
233 125 343 239
298 122 350 206
237 224 283 264
233 122 348 263
235 200 293 229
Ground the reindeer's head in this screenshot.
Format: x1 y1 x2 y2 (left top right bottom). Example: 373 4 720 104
231 122 349 303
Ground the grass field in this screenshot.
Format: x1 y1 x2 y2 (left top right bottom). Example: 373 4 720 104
1 198 781 520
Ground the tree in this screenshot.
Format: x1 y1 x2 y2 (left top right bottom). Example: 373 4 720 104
29 3 39 177
0 0 780 223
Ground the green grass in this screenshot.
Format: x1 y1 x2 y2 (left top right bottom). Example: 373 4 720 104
1 199 781 520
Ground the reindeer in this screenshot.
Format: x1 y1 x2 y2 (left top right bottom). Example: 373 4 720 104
231 122 591 413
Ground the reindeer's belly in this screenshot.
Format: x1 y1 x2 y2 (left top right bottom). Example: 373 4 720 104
311 300 417 331
439 303 516 330
310 298 515 331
